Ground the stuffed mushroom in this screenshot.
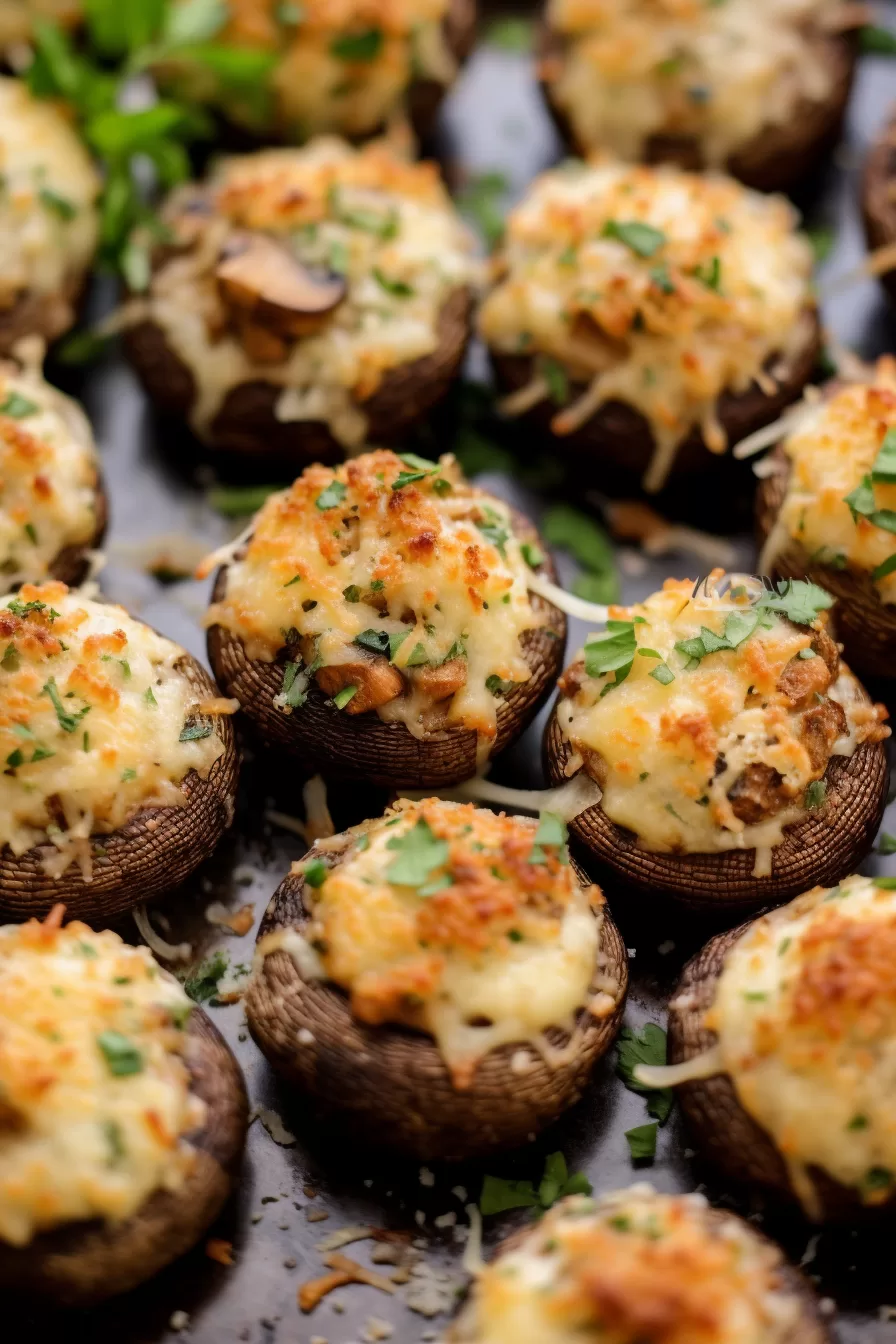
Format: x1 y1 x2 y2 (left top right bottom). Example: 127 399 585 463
479 159 820 493
657 874 896 1221
543 570 890 916
0 77 99 354
155 0 476 143
862 106 896 307
0 905 247 1305
0 359 105 588
245 797 627 1160
755 357 896 680
0 582 239 924
447 1185 832 1344
122 137 477 461
204 449 565 788
537 0 860 192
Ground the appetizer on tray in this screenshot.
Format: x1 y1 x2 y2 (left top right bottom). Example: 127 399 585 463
246 797 627 1160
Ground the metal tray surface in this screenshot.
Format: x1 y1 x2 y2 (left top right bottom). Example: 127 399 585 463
8 9 896 1342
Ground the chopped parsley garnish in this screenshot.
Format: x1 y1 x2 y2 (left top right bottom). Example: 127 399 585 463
616 1023 674 1124
180 722 213 741
303 859 328 888
859 24 896 54
601 219 666 258
42 677 90 733
649 662 675 685
476 507 510 556
483 16 533 51
329 26 383 61
385 817 449 888
541 356 569 405
843 472 896 534
520 541 543 569
39 186 77 220
405 642 429 667
848 1114 869 1130
877 832 896 855
388 629 411 662
541 505 620 604
805 780 827 810
328 185 397 238
97 1030 143 1077
0 391 39 418
872 554 896 582
485 673 514 696
184 949 229 1004
315 479 347 511
1 644 19 671
342 585 362 603
455 171 507 250
7 598 53 619
584 620 637 693
284 574 302 588
5 749 23 769
862 1165 894 1193
479 1151 591 1215
648 261 675 294
23 522 38 545
874 877 896 890
144 686 158 706
692 255 721 291
354 629 392 658
625 1122 658 1162
121 767 137 782
529 810 569 866
332 685 357 709
756 579 833 626
280 661 308 709
372 267 414 298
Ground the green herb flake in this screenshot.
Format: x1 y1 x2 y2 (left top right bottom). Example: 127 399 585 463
625 1121 658 1162
120 767 137 782
42 677 90 734
756 579 834 627
144 686 158 707
848 1114 870 1130
304 859 328 888
97 1030 143 1077
541 356 569 405
372 267 414 298
332 684 357 709
520 541 543 569
0 392 39 419
616 1023 674 1124
329 26 383 61
877 832 896 855
179 722 213 742
859 24 896 54
805 780 827 810
602 219 666 258
385 817 449 888
183 949 229 1004
315 479 348 511
649 662 675 685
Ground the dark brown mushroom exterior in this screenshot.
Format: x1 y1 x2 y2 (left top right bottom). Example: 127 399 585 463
537 27 856 196
0 273 87 358
208 510 565 789
543 685 888 920
668 926 896 1221
407 0 477 138
756 444 896 680
245 840 627 1161
863 107 896 307
489 307 821 488
0 653 239 925
449 1202 833 1344
45 478 108 590
125 284 473 464
0 1007 248 1307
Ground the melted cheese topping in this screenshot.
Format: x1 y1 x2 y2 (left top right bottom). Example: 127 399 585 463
478 160 814 491
543 0 852 168
205 450 544 746
558 572 885 861
0 582 223 871
706 875 896 1212
0 361 99 585
258 798 616 1085
165 0 454 138
774 358 896 603
127 138 477 445
0 0 80 46
0 77 99 308
451 1187 801 1344
0 912 203 1247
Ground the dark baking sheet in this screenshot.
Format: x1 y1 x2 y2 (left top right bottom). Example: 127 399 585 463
10 9 896 1341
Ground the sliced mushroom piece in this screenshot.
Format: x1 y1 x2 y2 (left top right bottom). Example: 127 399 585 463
315 657 405 714
216 233 347 341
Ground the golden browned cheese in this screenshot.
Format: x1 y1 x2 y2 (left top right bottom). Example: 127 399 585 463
451 1187 803 1343
204 450 543 745
256 798 618 1083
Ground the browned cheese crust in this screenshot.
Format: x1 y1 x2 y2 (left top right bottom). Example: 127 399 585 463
0 652 239 924
207 509 566 789
245 836 627 1161
667 925 896 1220
756 443 896 680
537 26 857 195
543 691 889 918
489 306 821 487
862 106 896 306
0 1007 248 1307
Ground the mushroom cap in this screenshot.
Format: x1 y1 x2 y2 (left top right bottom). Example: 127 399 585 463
215 232 348 340
0 1006 248 1306
543 681 889 919
756 442 896 681
207 507 566 789
537 23 856 195
0 650 239 924
668 923 896 1221
245 836 628 1161
488 305 821 491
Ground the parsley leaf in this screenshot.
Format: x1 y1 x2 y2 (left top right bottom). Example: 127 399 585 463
602 219 666 257
42 678 90 733
541 504 619 604
456 171 507 250
877 832 896 855
97 1030 143 1076
584 621 636 686
541 356 569 405
480 1152 591 1215
330 26 383 60
385 817 449 888
354 629 392 657
315 479 347 511
479 1175 539 1214
0 392 39 418
625 1121 658 1162
859 24 896 54
373 267 414 298
872 428 896 483
805 780 827 810
332 685 357 709
476 507 510 556
179 722 213 742
184 949 229 1004
616 1023 674 1124
756 580 834 626
303 859 328 888
845 475 876 520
